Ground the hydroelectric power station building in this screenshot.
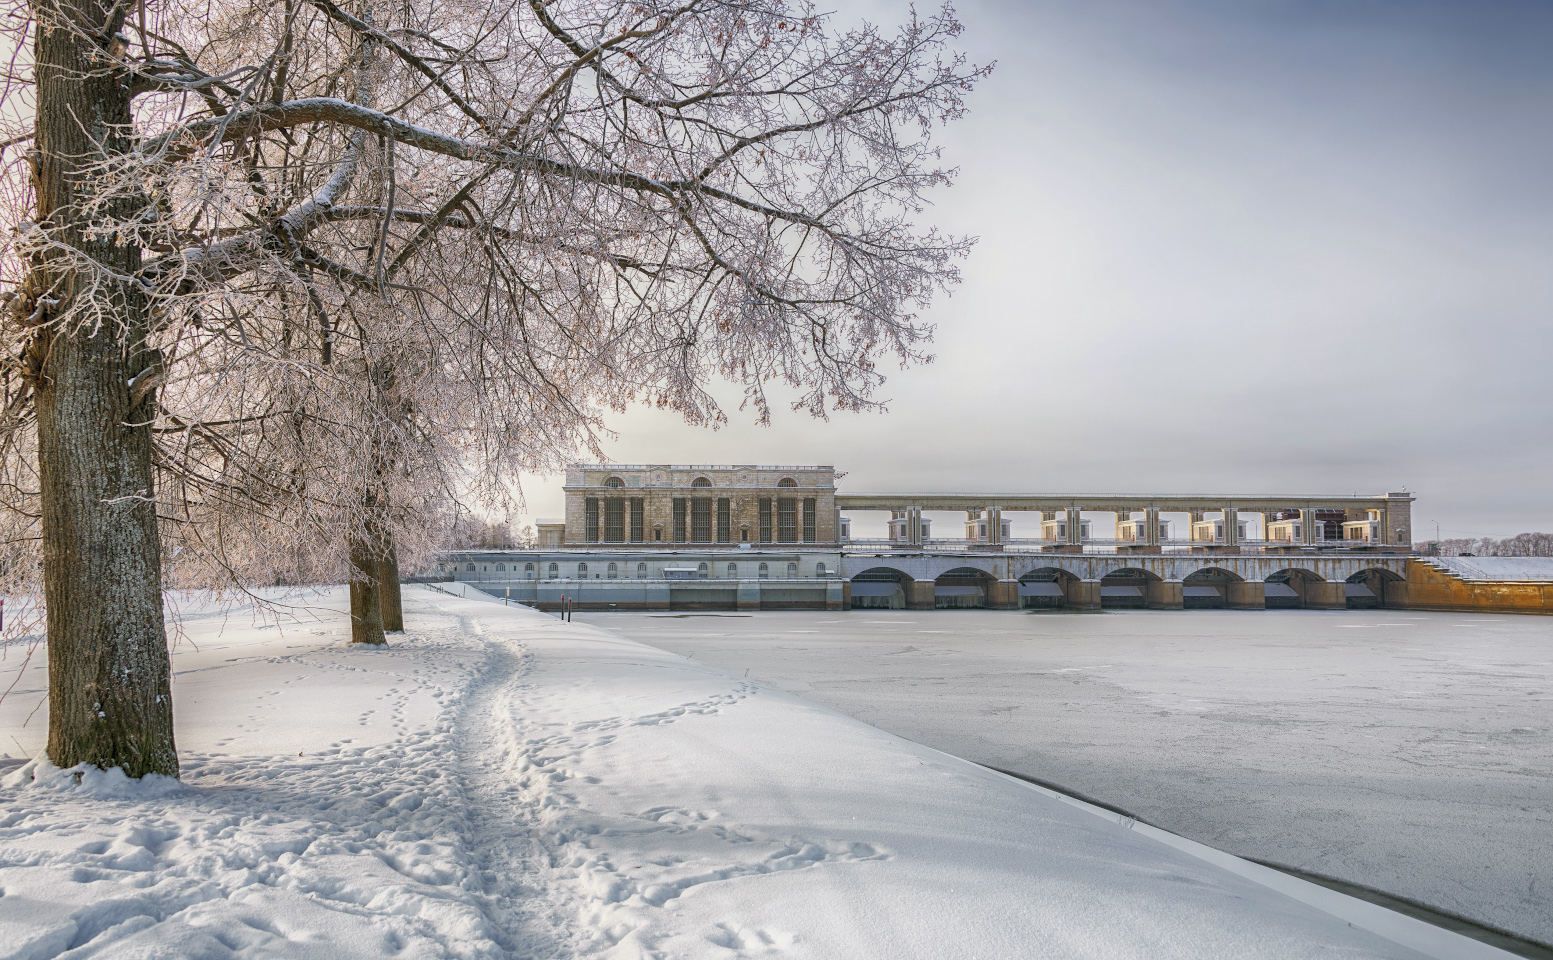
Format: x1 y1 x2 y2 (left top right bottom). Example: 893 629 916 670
425 464 1505 613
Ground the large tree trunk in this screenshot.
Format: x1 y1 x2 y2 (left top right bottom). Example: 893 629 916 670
378 529 403 632
349 533 387 645
32 0 178 777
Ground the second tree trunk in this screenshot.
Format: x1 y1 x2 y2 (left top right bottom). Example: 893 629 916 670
349 534 386 645
378 530 403 632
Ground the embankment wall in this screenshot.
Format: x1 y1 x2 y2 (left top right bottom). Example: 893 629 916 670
1388 562 1553 615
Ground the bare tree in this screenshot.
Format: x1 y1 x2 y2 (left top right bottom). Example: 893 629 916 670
0 0 986 776
1429 533 1553 557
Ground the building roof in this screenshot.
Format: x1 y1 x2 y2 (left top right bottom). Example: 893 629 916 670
567 463 834 471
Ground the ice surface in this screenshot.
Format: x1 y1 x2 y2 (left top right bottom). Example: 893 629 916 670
585 608 1553 946
0 590 1520 958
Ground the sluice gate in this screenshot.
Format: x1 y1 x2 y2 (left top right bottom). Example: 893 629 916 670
837 554 1413 611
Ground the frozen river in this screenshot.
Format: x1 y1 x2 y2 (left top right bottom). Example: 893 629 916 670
576 607 1553 946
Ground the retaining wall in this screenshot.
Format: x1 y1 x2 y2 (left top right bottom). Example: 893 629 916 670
1387 562 1553 615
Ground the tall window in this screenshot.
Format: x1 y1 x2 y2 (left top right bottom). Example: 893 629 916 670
716 498 731 542
697 562 709 579
691 498 712 542
758 563 769 579
673 498 687 542
547 563 558 578
605 498 625 542
525 563 535 578
637 562 647 579
585 497 600 542
759 498 773 542
815 562 827 577
495 563 505 571
577 563 588 578
629 498 645 542
787 562 798 578
802 498 816 542
607 562 618 579
778 498 797 542
727 563 738 578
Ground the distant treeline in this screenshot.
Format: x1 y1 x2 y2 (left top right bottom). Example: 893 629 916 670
448 518 536 551
1422 532 1553 557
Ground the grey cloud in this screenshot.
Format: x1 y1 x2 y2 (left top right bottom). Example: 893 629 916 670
521 0 1553 538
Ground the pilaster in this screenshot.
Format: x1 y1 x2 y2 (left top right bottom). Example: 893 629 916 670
1066 579 1102 610
906 578 936 609
1227 581 1265 610
1146 580 1184 610
1305 580 1347 610
988 579 1020 609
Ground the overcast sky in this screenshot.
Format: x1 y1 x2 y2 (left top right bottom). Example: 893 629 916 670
517 0 1553 540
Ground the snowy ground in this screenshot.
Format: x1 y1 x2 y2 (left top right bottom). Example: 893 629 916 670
578 608 1553 947
1426 557 1553 581
0 588 1522 958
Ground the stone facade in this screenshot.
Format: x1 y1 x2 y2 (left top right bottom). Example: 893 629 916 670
1382 492 1412 547
560 464 838 546
437 547 844 611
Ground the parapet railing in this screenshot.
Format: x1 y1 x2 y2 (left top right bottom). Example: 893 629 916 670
839 538 1410 554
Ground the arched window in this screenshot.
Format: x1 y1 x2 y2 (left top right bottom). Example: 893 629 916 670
605 476 625 487
777 477 797 487
637 562 648 578
727 563 738 578
577 562 588 578
692 477 712 488
607 562 618 579
525 563 535 579
815 562 827 578
758 563 769 579
787 562 798 578
495 563 505 572
697 562 709 579
547 563 558 579
466 563 476 572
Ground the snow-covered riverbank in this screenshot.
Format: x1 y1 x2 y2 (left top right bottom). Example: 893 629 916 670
0 588 1514 958
582 607 1553 948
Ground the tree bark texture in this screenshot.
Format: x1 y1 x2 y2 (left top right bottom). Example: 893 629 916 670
33 0 178 777
378 531 403 632
349 535 387 645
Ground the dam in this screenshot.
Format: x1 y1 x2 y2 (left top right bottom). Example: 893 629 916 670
431 463 1553 613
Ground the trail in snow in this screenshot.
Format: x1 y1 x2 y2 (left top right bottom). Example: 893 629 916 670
444 607 568 958
444 597 890 958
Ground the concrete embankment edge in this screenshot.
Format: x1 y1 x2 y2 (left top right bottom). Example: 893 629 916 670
987 767 1526 960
